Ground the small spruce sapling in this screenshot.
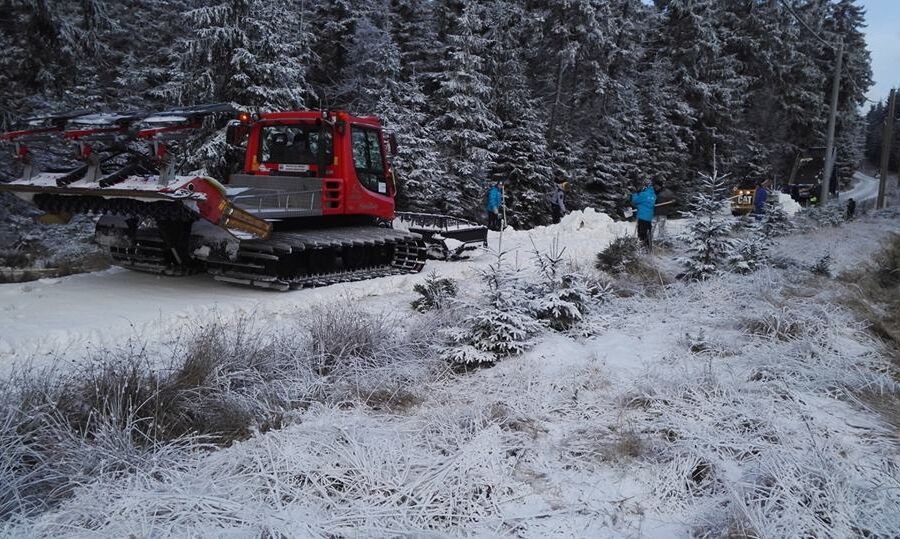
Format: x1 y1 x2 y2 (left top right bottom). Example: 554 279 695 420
679 159 737 280
761 193 793 238
810 253 832 277
440 251 542 365
595 236 641 275
728 220 769 274
531 237 592 331
411 272 458 312
805 202 844 228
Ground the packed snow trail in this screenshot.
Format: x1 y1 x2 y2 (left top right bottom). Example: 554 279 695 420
0 208 632 373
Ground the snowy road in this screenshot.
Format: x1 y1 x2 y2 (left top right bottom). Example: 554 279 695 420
845 171 881 201
0 187 885 371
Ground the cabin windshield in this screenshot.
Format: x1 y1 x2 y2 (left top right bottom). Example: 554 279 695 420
259 124 333 164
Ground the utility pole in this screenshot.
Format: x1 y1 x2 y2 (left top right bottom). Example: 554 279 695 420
896 91 900 189
820 39 844 206
877 88 896 209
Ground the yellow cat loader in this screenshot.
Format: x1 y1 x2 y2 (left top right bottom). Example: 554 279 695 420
730 180 757 215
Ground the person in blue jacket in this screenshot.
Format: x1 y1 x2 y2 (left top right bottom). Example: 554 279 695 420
753 179 771 219
486 180 503 231
631 180 657 249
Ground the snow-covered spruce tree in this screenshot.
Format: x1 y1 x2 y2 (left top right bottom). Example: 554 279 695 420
531 238 592 331
338 16 404 117
428 2 499 216
486 4 554 229
441 251 542 366
804 201 845 228
715 0 790 183
864 100 890 165
638 57 692 202
339 15 444 211
389 0 439 84
531 0 609 141
167 0 314 173
391 86 447 212
810 252 833 277
580 0 652 214
585 85 650 215
650 0 748 188
175 0 311 109
307 0 355 107
0 0 122 120
111 0 194 109
825 0 873 188
385 0 448 210
596 236 641 275
411 273 458 313
525 0 612 210
679 163 737 280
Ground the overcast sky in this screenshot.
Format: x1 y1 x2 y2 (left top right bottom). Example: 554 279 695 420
862 0 900 104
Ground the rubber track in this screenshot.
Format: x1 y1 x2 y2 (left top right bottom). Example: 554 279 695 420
105 232 197 276
94 215 426 289
207 226 427 291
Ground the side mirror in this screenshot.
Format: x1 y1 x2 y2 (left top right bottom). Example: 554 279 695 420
225 121 249 146
388 133 398 157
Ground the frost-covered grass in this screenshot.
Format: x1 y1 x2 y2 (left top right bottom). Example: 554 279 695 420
2 405 527 537
0 304 449 525
639 307 899 537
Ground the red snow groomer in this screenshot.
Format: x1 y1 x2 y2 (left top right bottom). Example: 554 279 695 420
0 105 437 289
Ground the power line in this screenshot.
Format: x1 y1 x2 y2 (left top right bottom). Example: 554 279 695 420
779 0 878 105
779 0 837 49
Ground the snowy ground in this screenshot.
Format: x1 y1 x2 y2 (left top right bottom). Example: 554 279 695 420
1 197 899 537
0 209 635 372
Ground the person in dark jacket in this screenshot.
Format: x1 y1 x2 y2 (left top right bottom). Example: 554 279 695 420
752 180 771 219
631 180 657 249
549 181 567 224
846 197 856 220
653 183 676 241
486 181 503 231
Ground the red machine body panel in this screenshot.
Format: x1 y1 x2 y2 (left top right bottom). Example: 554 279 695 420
235 110 395 221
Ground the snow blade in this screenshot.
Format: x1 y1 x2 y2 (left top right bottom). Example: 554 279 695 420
395 212 487 259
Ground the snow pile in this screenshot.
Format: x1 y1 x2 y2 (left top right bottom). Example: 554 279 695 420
499 208 632 266
540 207 622 235
776 192 802 216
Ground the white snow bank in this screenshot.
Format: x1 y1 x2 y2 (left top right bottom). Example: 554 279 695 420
777 192 801 216
495 208 632 264
555 207 621 233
